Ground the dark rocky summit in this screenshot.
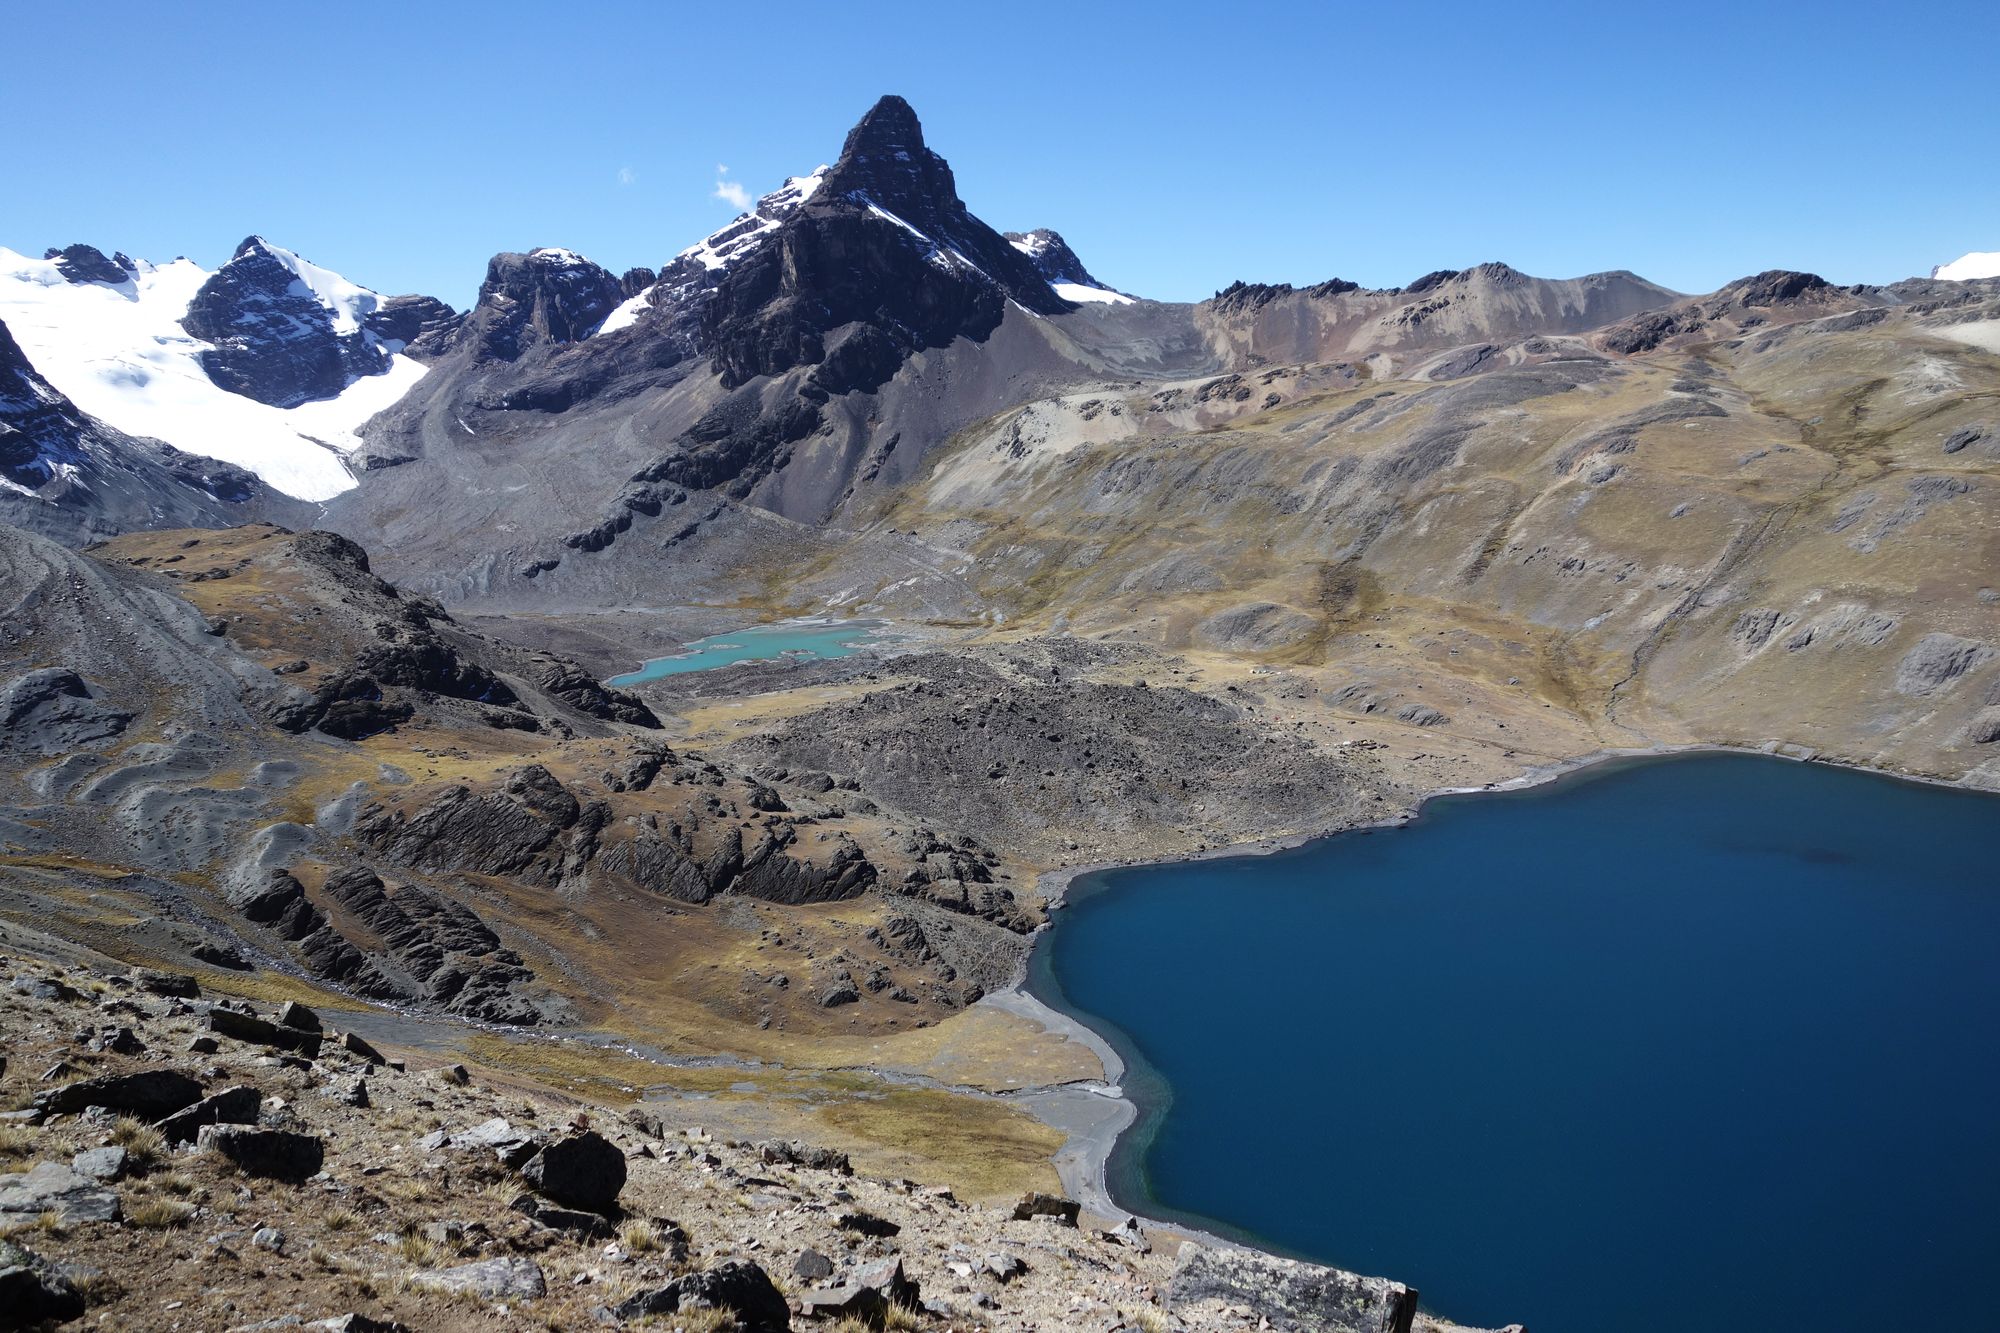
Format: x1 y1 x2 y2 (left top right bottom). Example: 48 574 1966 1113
458 248 625 363
181 237 388 407
42 243 134 286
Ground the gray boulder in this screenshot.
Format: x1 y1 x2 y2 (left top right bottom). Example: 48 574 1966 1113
70 1146 128 1181
802 1256 919 1323
1168 1245 1420 1333
208 1007 323 1057
0 1162 121 1224
411 1256 546 1301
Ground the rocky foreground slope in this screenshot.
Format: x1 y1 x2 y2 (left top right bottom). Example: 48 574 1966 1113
0 953 1517 1333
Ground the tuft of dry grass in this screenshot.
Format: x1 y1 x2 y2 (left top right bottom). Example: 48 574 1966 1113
395 1229 444 1266
323 1206 360 1232
620 1218 664 1253
883 1305 925 1331
1131 1307 1170 1333
0 1124 36 1160
126 1198 194 1229
109 1120 166 1167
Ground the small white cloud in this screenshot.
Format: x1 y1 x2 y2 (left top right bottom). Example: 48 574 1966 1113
617 166 636 187
712 164 751 210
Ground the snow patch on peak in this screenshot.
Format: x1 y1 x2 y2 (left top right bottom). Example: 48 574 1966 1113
244 237 382 335
1933 251 2000 281
530 246 592 267
1008 233 1053 260
1051 281 1136 306
676 166 830 272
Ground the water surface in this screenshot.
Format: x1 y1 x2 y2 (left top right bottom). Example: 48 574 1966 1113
1035 753 2000 1333
608 619 891 685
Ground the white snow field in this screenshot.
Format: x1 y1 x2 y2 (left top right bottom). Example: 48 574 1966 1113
0 246 426 500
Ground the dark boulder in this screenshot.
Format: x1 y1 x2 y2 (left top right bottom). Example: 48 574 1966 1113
0 1237 86 1327
1012 1192 1081 1226
521 1131 625 1215
611 1259 790 1330
197 1124 325 1180
157 1085 261 1145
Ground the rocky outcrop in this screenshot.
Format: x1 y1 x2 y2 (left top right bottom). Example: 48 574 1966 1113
456 249 624 364
361 294 460 351
534 660 659 727
1169 1246 1419 1333
1004 228 1112 290
42 243 134 286
0 668 133 755
355 764 578 881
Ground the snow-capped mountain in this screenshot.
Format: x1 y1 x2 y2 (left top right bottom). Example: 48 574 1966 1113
1005 228 1135 304
1933 251 2000 281
0 242 440 500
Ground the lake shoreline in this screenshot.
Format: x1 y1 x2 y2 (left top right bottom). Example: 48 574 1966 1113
993 737 1998 1262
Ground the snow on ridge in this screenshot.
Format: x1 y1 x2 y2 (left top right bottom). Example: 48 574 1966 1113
675 167 829 271
253 237 381 334
530 246 592 268
1008 233 1052 260
1934 251 2000 281
1051 281 1136 306
595 285 655 337
0 245 424 501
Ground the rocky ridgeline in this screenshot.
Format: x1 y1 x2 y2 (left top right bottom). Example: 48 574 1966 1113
0 954 1519 1332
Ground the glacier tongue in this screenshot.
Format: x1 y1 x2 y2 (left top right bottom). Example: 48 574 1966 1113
0 246 424 501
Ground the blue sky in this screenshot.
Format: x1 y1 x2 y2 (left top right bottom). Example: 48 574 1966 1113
6 0 1996 308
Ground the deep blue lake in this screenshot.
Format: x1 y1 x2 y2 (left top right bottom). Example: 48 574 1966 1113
1034 753 2000 1333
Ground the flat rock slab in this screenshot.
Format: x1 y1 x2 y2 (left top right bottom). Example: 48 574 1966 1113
1168 1244 1418 1333
208 1007 322 1057
0 1162 122 1224
33 1069 204 1120
198 1125 325 1181
411 1256 547 1300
